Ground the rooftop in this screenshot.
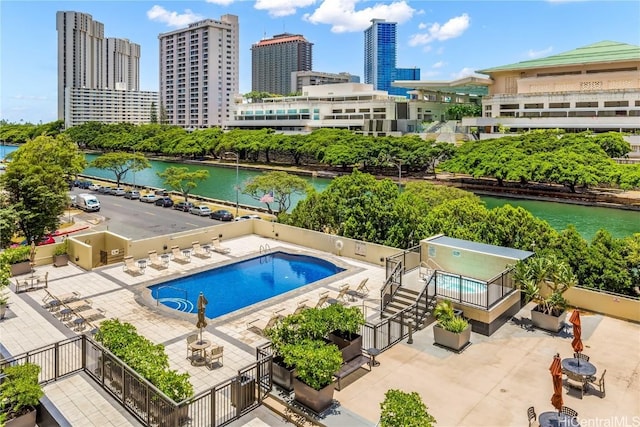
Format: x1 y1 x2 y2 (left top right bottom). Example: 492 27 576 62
2 234 638 426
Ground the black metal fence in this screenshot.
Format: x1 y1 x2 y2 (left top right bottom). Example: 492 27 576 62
0 335 272 427
431 268 516 310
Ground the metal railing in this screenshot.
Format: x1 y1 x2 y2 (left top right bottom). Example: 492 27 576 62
0 335 272 427
432 268 516 310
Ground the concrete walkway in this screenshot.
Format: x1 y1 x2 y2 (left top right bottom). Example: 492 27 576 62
1 235 638 427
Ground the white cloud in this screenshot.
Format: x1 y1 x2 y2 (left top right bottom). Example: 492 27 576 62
409 13 470 46
421 70 440 78
255 0 317 17
527 46 553 58
432 61 446 69
418 22 427 30
450 67 483 80
206 0 235 5
303 0 415 33
146 5 203 27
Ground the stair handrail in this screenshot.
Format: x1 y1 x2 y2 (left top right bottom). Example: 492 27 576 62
380 261 403 313
412 273 437 327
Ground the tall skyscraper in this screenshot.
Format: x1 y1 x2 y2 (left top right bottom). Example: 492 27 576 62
252 33 313 95
364 19 419 97
57 11 143 123
159 15 239 128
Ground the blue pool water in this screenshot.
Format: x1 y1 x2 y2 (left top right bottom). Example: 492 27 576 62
148 251 344 318
436 272 486 294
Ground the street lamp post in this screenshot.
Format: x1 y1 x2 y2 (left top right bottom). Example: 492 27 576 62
388 158 402 189
225 152 239 216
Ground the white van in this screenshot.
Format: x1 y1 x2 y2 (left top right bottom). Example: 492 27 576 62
76 193 101 212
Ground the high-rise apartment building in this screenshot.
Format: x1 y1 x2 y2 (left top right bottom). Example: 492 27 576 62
56 11 144 124
364 19 419 98
159 15 239 128
252 33 313 95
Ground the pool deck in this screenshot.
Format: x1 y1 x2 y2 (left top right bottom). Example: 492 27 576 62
1 234 639 426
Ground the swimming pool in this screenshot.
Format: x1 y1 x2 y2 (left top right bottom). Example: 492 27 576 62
148 251 344 318
435 272 486 294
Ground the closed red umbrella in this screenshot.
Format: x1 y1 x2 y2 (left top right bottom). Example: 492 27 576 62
570 310 583 354
550 353 563 413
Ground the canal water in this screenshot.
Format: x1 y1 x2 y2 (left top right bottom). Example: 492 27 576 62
2 146 637 240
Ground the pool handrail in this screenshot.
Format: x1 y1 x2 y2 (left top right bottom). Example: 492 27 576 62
154 285 188 306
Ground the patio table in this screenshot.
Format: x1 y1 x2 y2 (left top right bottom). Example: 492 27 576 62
538 411 580 427
562 358 596 377
189 339 211 366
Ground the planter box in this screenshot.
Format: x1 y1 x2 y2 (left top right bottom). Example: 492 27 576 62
328 332 362 363
272 356 295 393
293 377 335 414
53 254 69 267
5 407 37 427
531 307 567 332
10 261 31 277
433 323 471 352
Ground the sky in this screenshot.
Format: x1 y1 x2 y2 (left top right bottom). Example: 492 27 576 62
1 0 639 124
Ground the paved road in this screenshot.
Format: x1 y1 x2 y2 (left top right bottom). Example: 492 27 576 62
69 189 229 239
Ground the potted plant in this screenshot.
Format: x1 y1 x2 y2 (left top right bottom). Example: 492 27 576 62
0 247 31 277
0 363 44 427
514 254 577 332
432 299 471 352
52 240 69 267
264 315 296 392
325 304 366 363
0 262 10 319
282 339 343 414
379 389 436 427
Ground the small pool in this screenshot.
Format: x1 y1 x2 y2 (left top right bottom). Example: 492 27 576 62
148 251 344 318
436 272 486 294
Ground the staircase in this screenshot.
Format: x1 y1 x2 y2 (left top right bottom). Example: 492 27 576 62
381 286 436 320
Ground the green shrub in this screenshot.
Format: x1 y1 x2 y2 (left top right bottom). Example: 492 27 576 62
95 319 193 402
0 363 44 418
379 389 436 427
282 339 342 391
0 246 30 265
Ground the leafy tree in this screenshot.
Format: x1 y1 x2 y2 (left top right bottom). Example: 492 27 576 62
150 102 158 124
482 204 557 251
157 167 209 201
445 103 481 120
425 198 489 241
90 152 150 187
243 171 310 215
379 389 436 427
159 104 169 125
578 230 632 294
591 132 630 158
0 135 85 246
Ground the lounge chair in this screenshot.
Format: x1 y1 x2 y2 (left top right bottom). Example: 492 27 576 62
315 291 330 308
123 256 144 276
43 289 80 304
247 309 285 336
292 299 309 315
171 246 191 264
587 369 606 397
328 284 350 305
148 250 168 269
346 278 370 300
211 238 230 254
191 241 211 259
207 345 224 369
63 299 92 311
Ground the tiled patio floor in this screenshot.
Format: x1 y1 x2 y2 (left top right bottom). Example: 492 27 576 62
1 234 639 426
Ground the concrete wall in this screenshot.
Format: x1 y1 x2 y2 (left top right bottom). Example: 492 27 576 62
422 241 515 281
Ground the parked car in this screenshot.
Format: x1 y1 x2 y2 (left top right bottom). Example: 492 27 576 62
111 187 126 196
154 189 169 196
124 190 140 200
139 194 157 203
173 201 195 212
99 186 114 194
234 214 261 221
74 179 93 189
190 205 212 216
88 183 102 191
154 196 174 208
211 209 234 221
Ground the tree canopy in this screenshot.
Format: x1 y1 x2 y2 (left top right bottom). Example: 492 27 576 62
242 171 310 215
90 152 151 187
157 167 209 202
0 135 85 246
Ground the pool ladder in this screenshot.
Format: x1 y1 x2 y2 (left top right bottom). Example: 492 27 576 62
259 244 271 254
